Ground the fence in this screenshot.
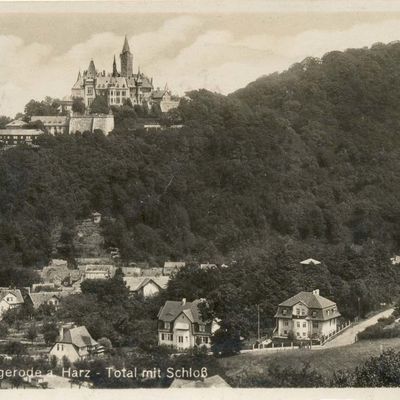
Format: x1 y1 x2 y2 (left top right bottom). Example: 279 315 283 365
320 320 352 345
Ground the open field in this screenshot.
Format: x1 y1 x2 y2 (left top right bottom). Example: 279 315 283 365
219 338 400 381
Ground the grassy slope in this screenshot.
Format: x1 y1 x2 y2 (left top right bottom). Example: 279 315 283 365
219 338 400 381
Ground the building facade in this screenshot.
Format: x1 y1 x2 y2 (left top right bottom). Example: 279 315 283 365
0 129 43 147
274 289 340 341
0 289 24 319
158 298 219 350
71 35 179 111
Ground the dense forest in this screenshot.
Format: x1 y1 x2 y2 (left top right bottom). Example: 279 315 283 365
2 41 400 328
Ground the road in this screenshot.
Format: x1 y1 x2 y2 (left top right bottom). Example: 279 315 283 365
323 307 394 348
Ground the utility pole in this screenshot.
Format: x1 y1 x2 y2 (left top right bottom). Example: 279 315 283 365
257 304 260 341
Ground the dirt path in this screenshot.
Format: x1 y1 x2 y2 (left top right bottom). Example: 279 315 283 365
323 308 394 348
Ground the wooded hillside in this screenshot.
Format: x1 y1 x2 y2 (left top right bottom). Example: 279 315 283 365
2 41 400 323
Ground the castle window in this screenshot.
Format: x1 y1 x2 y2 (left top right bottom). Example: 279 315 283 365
116 91 120 96
87 87 93 95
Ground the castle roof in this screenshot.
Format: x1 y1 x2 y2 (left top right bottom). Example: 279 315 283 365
87 60 97 78
122 35 131 53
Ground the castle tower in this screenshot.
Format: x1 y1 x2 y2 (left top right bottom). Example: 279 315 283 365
112 55 118 77
120 35 133 77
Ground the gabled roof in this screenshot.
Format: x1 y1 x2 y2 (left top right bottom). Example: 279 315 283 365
5 119 27 128
124 276 169 292
60 326 98 348
158 299 205 323
300 258 321 265
278 291 336 309
0 289 24 304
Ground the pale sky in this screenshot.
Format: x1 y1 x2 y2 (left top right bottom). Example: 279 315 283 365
2 1 400 116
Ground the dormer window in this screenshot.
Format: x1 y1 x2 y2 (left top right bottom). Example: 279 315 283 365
164 322 170 329
312 311 316 317
199 325 205 332
296 308 300 315
282 309 287 315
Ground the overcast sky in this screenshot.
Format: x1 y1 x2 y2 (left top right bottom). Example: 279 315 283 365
2 1 400 116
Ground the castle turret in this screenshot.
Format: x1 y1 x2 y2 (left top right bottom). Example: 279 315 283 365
120 35 133 77
87 59 97 78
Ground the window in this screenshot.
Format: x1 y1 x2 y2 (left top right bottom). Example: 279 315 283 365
312 311 316 317
313 322 319 328
116 91 120 96
164 322 170 329
296 308 300 315
116 98 120 104
199 325 205 332
87 87 93 95
282 309 287 315
178 336 183 343
122 91 126 96
302 332 306 337
303 322 306 328
161 333 165 340
296 332 300 337
284 321 288 326
284 330 287 335
297 322 300 327
57 344 60 351
203 337 209 344
301 309 306 315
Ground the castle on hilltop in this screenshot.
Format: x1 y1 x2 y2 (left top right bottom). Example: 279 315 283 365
70 35 180 112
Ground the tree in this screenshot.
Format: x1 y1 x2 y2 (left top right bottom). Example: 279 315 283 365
41 321 59 345
0 322 9 338
0 115 11 128
90 96 109 114
72 97 85 114
26 324 38 344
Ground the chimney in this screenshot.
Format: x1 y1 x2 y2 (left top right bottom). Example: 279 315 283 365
181 298 186 306
312 289 320 296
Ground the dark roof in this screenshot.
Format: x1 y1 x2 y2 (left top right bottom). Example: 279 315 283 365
279 291 336 309
28 292 67 308
158 299 206 323
60 326 97 348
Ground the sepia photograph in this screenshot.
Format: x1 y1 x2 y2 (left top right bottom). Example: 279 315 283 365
1 0 400 398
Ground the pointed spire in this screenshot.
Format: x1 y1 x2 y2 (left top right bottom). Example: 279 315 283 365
112 55 118 77
122 34 131 53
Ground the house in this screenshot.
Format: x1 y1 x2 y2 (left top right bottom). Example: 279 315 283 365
28 292 68 310
124 276 169 297
49 325 103 365
169 375 231 388
300 258 321 265
163 261 186 276
31 116 69 135
158 298 220 350
274 289 340 341
83 264 115 280
0 289 24 319
0 129 43 147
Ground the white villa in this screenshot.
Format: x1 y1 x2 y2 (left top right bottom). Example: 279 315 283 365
274 289 340 341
